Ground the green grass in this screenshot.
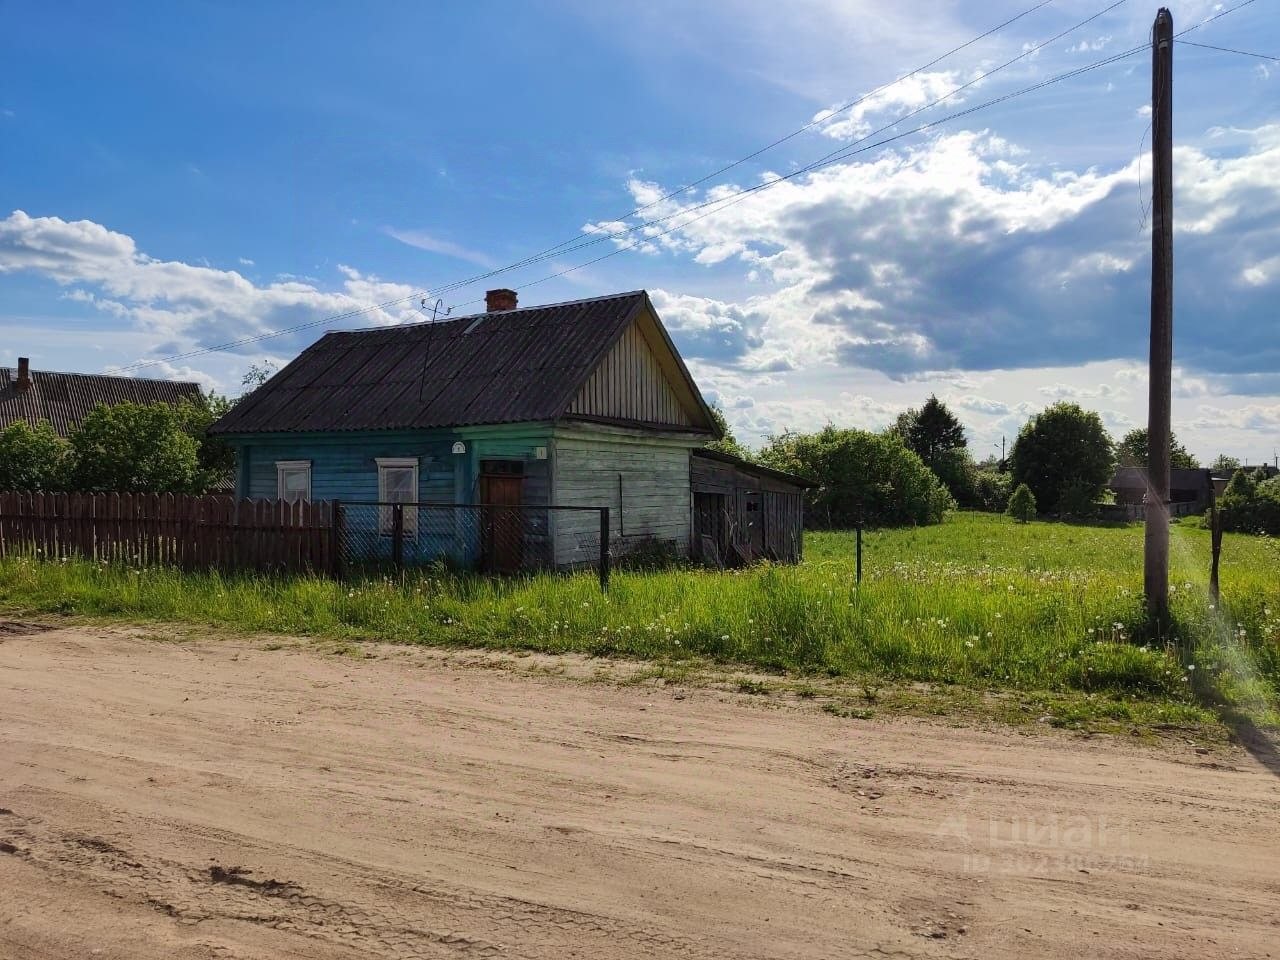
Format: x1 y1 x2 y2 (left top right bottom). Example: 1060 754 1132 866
1 513 1276 728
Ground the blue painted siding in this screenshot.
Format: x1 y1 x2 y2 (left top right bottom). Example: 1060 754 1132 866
229 426 554 503
227 425 556 568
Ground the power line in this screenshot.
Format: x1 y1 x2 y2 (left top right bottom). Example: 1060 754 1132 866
388 0 1135 303
1175 39 1280 62
119 39 1148 372
123 0 1264 372
408 43 1157 313
121 2 1069 374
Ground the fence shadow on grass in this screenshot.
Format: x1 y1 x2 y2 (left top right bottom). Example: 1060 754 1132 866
1219 709 1280 778
1149 610 1280 779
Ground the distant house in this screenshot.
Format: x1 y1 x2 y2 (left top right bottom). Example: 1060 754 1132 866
1109 467 1215 511
211 289 806 569
0 357 201 437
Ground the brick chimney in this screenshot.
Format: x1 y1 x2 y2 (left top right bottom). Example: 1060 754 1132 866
485 288 518 313
15 357 30 392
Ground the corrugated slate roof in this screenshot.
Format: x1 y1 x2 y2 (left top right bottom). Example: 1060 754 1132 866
212 290 691 435
0 367 202 437
1111 466 1213 494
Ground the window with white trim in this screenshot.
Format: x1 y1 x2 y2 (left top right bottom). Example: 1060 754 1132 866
276 460 311 503
377 457 418 536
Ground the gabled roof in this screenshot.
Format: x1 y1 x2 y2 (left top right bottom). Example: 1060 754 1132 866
0 366 201 437
211 290 717 436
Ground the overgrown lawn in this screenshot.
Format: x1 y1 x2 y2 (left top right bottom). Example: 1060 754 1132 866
1 513 1276 726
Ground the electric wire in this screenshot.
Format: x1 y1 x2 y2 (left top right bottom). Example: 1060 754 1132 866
120 0 1264 372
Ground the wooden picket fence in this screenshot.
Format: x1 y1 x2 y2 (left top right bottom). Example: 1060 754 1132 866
0 492 338 575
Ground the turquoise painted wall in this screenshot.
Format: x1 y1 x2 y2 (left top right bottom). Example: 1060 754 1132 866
226 425 555 567
228 424 554 504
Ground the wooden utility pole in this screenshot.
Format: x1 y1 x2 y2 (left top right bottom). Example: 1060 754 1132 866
1145 7 1174 626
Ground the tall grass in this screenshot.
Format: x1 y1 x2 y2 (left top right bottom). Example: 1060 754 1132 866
1 514 1276 719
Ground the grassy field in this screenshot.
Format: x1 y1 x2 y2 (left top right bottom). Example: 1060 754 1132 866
1 513 1276 729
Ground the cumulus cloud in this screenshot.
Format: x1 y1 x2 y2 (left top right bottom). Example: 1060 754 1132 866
0 210 423 362
591 124 1280 382
1189 402 1280 432
812 70 974 140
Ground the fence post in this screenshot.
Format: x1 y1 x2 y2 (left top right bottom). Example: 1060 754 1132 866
598 507 610 593
391 503 404 572
856 525 863 585
1209 494 1223 603
331 499 343 579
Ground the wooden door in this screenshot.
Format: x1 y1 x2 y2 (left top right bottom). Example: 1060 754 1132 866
480 473 523 572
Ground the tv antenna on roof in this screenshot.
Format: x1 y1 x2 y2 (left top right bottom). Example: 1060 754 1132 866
416 298 453 405
421 297 452 323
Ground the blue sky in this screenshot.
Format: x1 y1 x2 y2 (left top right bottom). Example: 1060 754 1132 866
2 0 1278 463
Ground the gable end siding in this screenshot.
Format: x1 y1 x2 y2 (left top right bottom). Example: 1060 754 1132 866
568 318 694 428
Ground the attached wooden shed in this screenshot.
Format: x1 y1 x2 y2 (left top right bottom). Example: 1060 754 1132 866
690 449 812 565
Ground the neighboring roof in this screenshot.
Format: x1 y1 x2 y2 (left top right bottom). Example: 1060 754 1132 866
1111 466 1213 492
211 290 717 436
692 447 817 489
0 366 201 437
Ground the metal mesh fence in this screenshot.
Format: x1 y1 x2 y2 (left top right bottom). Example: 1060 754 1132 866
334 502 611 587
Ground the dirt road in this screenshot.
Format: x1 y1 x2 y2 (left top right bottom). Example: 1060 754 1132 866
1 623 1277 959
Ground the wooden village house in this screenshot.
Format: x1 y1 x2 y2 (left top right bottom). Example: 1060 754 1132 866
210 289 809 571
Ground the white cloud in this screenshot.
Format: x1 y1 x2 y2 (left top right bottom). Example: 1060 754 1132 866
813 70 972 141
1066 35 1111 54
382 227 497 268
1037 382 1128 401
1189 402 1280 432
0 210 423 365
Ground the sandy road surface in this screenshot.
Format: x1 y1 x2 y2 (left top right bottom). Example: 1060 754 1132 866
0 623 1278 960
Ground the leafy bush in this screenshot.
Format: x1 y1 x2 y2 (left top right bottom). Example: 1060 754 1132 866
66 402 200 493
1006 483 1036 523
0 420 68 491
759 426 953 528
1057 481 1100 520
1219 470 1280 535
1009 402 1114 515
969 468 1012 513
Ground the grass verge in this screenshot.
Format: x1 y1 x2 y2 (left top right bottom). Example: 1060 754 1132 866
1 513 1276 732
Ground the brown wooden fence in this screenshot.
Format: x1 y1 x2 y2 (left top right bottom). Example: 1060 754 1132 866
0 492 338 575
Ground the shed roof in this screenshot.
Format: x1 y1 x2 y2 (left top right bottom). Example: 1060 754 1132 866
0 366 201 437
211 290 716 436
692 447 816 489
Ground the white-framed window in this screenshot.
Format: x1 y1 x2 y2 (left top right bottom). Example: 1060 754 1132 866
276 460 311 503
377 457 418 536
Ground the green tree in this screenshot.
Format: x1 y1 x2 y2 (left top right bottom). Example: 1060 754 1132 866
1116 428 1198 469
1006 483 1036 523
173 392 235 492
0 420 69 491
892 395 967 468
1009 403 1114 515
240 361 277 394
706 402 750 460
970 468 1012 513
1219 469 1280 535
1210 454 1241 473
66 402 199 493
892 396 975 505
758 426 953 528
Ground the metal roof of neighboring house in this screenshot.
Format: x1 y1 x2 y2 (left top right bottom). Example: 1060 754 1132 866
211 290 714 436
0 365 202 437
1110 466 1213 493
